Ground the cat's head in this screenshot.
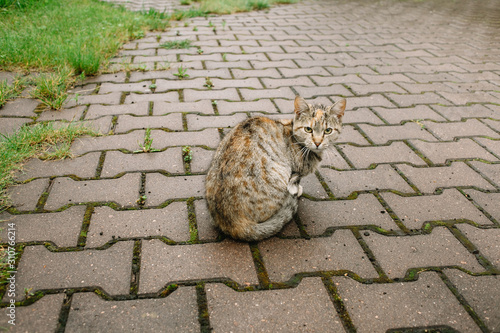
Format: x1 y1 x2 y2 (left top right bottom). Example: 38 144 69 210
292 95 346 153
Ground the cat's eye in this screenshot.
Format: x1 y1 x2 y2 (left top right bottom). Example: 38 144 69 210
304 127 313 133
324 128 333 134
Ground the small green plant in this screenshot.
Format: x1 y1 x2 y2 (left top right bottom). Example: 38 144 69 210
180 0 192 5
222 20 227 30
212 100 217 106
222 53 227 62
208 21 214 27
0 76 28 108
204 77 214 89
193 26 198 31
136 195 147 205
182 146 192 162
149 83 157 90
197 48 204 54
135 128 157 153
174 65 189 79
161 39 192 50
30 67 74 110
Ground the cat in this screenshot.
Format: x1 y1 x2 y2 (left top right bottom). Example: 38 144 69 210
205 95 346 241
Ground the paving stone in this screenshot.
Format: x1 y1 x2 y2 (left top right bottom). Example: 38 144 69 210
0 117 32 136
99 81 153 94
7 178 49 212
410 138 499 165
319 165 414 198
261 77 316 89
151 128 220 148
45 174 141 210
0 294 65 332
206 278 345 333
463 190 500 223
441 91 500 105
359 73 414 84
37 106 86 122
189 147 215 173
333 272 481 333
65 288 199 332
101 149 184 177
361 227 485 278
65 92 122 107
85 102 149 119
468 161 500 187
11 241 133 300
476 137 500 157
15 152 100 181
298 194 398 234
423 119 500 141
396 162 496 193
124 91 179 104
455 224 500 268
260 230 379 282
0 98 39 117
145 174 205 205
87 203 189 247
335 125 370 145
386 92 450 108
84 72 127 83
186 113 247 130
0 206 85 247
240 87 296 101
345 94 396 109
319 150 352 169
153 100 214 115
359 122 437 144
139 239 258 293
483 119 500 132
294 85 352 99
445 270 500 332
154 78 206 91
338 142 426 168
183 88 240 102
381 189 493 229
231 68 282 79
373 105 446 124
311 74 366 85
216 100 278 114
115 113 183 133
70 131 145 155
342 108 384 125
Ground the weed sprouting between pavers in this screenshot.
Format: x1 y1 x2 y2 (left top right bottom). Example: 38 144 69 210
160 39 192 50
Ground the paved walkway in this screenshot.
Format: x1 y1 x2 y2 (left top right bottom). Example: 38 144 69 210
1 0 500 331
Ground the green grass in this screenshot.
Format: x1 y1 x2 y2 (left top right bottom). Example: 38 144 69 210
160 39 193 50
0 76 28 108
198 0 298 14
0 122 97 209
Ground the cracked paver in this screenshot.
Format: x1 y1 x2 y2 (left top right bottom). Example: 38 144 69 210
1 0 499 331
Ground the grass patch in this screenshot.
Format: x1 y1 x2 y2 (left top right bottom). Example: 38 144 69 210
198 0 298 14
0 76 28 108
0 122 97 210
160 39 193 50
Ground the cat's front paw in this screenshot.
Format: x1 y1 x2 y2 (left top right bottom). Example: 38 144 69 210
287 183 303 197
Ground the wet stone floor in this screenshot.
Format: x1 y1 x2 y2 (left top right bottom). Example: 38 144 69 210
0 0 499 331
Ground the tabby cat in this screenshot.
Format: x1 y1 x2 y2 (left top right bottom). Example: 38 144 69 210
205 96 346 241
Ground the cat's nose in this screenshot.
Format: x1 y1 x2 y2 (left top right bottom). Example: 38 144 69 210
313 140 321 147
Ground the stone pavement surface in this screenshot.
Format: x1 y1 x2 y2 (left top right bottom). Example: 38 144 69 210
1 0 500 331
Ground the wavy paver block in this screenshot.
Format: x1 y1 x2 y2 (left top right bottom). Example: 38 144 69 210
381 189 493 229
15 152 100 181
207 278 346 332
11 242 133 301
101 148 184 177
334 272 481 333
65 287 199 332
463 190 500 223
145 174 205 205
455 224 500 267
396 162 496 193
259 230 379 282
186 113 247 131
358 122 437 144
87 203 190 247
70 131 145 155
361 227 485 279
7 178 49 212
85 102 149 119
338 142 426 168
45 174 141 210
446 270 500 332
319 164 415 198
298 194 398 234
139 239 258 293
0 206 86 247
151 128 220 148
115 113 184 133
0 294 64 332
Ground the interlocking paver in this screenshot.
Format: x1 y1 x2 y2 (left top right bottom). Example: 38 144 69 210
338 142 426 168
0 294 65 332
298 194 398 234
455 224 500 267
359 122 437 144
66 288 200 332
7 178 49 211
45 174 141 210
396 162 496 193
151 128 220 148
319 165 415 197
186 113 247 130
0 206 86 247
445 270 500 332
333 272 481 333
0 98 39 117
361 227 485 278
381 189 493 229
87 203 190 247
463 189 500 222
70 131 145 155
139 239 258 293
206 278 345 332
114 113 183 133
260 230 379 282
145 174 205 205
153 100 214 115
0 117 32 136
423 119 500 141
85 102 149 119
11 241 133 300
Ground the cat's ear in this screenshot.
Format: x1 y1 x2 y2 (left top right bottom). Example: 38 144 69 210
294 95 309 116
329 98 346 120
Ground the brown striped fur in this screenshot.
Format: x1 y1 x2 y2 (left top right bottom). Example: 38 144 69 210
205 96 346 241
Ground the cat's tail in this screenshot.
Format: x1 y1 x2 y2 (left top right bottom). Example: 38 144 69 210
237 195 298 242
